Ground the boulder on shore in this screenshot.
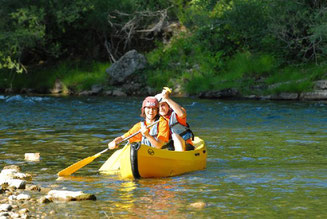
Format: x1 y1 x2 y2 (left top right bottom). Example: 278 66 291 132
198 88 239 99
300 90 327 100
106 50 147 85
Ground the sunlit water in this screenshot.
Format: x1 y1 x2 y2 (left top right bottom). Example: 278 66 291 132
1 95 327 218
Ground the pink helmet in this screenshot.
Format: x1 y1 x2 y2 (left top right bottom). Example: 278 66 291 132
142 96 159 108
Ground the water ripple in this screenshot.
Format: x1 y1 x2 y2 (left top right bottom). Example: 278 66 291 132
0 97 327 218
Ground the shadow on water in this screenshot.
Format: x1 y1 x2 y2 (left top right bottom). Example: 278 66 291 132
1 95 327 217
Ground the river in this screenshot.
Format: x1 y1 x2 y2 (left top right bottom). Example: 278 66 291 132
1 95 327 218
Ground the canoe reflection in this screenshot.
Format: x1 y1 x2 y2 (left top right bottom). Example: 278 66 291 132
115 178 187 217
56 175 98 182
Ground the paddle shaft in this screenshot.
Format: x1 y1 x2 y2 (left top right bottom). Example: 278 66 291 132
96 120 160 156
57 120 160 176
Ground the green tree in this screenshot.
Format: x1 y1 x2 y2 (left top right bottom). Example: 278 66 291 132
0 0 175 73
267 0 327 63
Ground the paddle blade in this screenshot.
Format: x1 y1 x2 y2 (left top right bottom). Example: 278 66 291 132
98 149 122 173
163 87 172 93
99 144 129 174
57 153 101 176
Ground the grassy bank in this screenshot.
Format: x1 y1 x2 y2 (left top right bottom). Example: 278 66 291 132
144 35 327 96
2 1 327 97
0 61 109 93
1 54 327 97
1 36 327 96
2 0 327 97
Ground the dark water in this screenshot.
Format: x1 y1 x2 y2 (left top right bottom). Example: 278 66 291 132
1 95 327 218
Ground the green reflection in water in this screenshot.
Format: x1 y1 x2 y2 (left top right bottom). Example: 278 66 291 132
1 96 327 218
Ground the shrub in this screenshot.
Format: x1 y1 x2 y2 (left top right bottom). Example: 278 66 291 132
0 61 109 92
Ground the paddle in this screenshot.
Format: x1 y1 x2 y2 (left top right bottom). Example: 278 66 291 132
98 142 129 173
57 120 160 176
155 87 172 102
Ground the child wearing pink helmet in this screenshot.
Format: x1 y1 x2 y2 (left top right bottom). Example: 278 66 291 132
108 96 169 149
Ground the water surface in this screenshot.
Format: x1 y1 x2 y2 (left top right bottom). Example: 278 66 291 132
1 95 327 217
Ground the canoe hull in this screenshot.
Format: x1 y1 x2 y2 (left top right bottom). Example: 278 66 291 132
120 137 207 179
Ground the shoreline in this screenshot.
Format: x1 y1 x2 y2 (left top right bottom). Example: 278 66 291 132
1 90 327 101
1 80 327 101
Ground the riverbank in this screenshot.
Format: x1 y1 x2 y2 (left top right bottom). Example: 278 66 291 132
2 1 327 104
1 55 327 101
1 79 327 101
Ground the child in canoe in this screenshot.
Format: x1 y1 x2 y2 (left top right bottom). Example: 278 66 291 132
108 96 169 149
155 88 194 151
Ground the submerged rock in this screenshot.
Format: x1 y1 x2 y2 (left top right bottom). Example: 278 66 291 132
0 204 12 211
16 193 31 201
46 190 96 202
25 184 41 192
0 212 10 217
0 168 32 181
24 153 40 161
2 165 20 172
189 201 206 209
18 208 29 214
1 179 26 190
38 196 51 204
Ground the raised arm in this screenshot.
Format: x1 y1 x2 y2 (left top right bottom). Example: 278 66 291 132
161 89 186 119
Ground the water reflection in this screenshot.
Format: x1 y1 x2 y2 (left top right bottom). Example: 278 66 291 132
114 179 187 218
56 175 99 182
1 96 327 217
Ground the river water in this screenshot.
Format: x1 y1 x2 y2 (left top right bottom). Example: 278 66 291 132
1 95 327 218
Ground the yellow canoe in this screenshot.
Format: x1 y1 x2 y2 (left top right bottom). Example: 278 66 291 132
100 137 207 179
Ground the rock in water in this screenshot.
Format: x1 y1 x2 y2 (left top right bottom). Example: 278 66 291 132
46 190 96 201
24 153 40 161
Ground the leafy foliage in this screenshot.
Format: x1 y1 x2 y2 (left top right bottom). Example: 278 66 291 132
266 0 327 62
145 0 327 95
0 61 108 92
0 0 174 73
1 0 327 96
